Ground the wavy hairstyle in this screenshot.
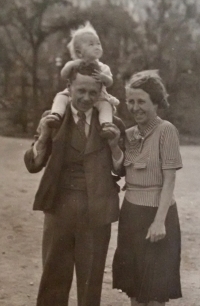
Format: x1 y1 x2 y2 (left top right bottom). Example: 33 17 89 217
126 70 169 109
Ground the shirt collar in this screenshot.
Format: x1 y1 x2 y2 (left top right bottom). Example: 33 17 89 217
138 116 161 137
70 104 93 125
126 116 162 154
128 116 162 143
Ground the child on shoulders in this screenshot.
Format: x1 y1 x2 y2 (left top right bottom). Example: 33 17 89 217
48 21 119 139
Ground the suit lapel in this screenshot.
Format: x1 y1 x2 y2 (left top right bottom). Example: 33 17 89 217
52 104 71 142
51 105 72 164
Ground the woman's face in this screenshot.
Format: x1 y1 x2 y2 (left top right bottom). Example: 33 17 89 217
126 88 158 128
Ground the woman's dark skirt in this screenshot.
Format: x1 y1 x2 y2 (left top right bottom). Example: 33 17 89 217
112 198 182 303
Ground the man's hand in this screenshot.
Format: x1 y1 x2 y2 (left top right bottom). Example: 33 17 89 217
37 114 59 142
103 123 123 169
146 221 166 243
102 123 121 149
32 113 54 160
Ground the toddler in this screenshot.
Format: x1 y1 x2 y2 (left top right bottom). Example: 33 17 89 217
49 22 119 138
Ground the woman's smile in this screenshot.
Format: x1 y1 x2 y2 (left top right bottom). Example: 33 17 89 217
126 88 157 128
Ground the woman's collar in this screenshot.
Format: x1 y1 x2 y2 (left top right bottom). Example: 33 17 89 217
138 116 162 137
126 116 162 143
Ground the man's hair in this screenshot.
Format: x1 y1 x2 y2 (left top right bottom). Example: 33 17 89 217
68 21 99 59
68 61 101 83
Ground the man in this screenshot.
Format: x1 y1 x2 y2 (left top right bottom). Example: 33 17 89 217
24 63 124 306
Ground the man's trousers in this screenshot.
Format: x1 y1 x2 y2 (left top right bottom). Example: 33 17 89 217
36 190 111 306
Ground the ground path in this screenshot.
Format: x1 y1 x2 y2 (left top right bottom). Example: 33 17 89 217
0 136 199 306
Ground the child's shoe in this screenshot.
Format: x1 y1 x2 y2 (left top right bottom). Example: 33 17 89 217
100 122 116 139
46 113 62 128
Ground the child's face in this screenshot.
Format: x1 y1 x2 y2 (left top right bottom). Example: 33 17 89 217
79 33 103 61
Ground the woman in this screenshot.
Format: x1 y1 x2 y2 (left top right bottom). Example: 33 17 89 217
112 70 182 306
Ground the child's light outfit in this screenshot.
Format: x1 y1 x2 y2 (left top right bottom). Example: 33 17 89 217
51 60 119 125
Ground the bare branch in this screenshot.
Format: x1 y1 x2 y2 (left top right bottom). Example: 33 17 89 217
3 25 32 72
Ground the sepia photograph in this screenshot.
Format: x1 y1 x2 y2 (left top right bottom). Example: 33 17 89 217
0 0 199 305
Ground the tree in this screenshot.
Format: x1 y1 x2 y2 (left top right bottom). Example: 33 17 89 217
0 0 71 129
0 0 200 136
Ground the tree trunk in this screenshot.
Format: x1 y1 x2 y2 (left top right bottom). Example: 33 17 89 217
32 48 40 132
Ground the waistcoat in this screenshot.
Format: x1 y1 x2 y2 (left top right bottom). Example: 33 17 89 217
60 117 87 190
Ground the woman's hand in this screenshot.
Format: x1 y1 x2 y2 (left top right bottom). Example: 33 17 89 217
146 169 176 243
146 221 166 243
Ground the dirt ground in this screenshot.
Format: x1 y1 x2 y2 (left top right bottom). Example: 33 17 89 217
0 135 200 306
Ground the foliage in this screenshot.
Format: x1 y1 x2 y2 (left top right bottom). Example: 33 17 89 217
0 0 200 136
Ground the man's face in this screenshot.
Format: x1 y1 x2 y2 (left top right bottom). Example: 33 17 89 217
69 73 101 112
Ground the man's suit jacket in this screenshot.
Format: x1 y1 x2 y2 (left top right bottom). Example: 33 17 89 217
24 105 125 227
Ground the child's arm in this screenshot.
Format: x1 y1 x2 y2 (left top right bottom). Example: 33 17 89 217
61 59 83 80
92 69 113 87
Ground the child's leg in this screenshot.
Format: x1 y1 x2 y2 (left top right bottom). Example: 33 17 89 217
94 100 113 125
51 90 70 118
47 89 70 128
94 100 117 139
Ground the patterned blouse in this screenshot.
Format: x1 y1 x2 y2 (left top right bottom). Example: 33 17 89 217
124 117 182 207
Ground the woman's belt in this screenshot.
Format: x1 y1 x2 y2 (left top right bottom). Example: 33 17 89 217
126 184 162 191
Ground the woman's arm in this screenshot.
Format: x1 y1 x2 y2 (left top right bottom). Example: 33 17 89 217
146 169 176 242
146 123 182 242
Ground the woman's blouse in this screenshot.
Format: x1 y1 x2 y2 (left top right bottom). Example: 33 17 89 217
124 117 182 207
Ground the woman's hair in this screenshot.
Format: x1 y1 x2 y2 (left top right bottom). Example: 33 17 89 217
68 21 99 60
126 70 169 108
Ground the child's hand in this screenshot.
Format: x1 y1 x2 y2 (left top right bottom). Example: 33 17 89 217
92 69 113 87
92 69 107 83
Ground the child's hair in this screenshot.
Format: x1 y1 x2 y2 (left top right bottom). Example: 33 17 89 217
68 21 99 60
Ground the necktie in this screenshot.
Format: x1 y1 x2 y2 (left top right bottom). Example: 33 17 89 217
77 111 87 141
